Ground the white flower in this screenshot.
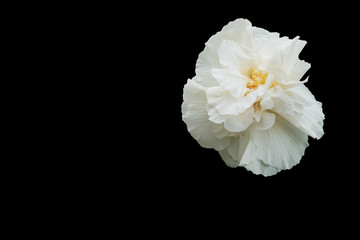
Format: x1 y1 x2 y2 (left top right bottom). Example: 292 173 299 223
182 18 324 176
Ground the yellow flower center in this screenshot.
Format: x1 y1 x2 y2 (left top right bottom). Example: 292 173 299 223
247 70 268 89
246 70 278 93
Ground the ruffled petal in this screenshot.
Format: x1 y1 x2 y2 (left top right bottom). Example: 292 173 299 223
237 136 281 176
271 85 303 115
195 19 253 87
286 83 316 104
267 68 308 89
219 129 282 176
206 104 226 124
218 40 254 75
281 102 324 140
212 123 238 139
267 37 307 73
290 60 311 82
251 115 309 170
281 37 307 74
182 78 230 150
297 102 324 139
206 86 243 115
260 93 274 110
206 86 257 115
264 73 275 88
282 84 325 139
195 33 225 87
212 68 248 97
217 92 257 115
221 18 253 46
255 111 275 130
243 158 281 177
224 107 254 132
219 132 250 167
218 148 239 168
252 34 291 66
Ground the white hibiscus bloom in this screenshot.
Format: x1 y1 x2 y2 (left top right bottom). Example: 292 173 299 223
182 18 324 176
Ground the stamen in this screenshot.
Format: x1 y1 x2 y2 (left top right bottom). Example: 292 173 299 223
246 69 278 90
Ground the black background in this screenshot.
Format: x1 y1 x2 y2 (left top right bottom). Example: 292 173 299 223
8 2 358 236
11 2 358 236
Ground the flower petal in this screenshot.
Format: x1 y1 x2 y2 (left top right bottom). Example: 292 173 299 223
206 86 257 115
255 111 275 130
260 93 274 110
271 85 303 115
221 18 253 46
219 130 281 176
282 37 307 74
286 83 316 104
281 103 324 140
252 34 290 66
206 104 226 124
264 73 275 88
243 158 282 177
297 102 324 139
252 115 309 170
267 37 307 74
290 60 311 82
219 148 239 168
195 19 253 87
211 68 248 97
195 34 225 87
218 40 254 75
182 78 230 150
237 136 281 176
212 123 238 139
224 107 254 132
206 86 246 116
283 84 325 139
219 132 250 167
